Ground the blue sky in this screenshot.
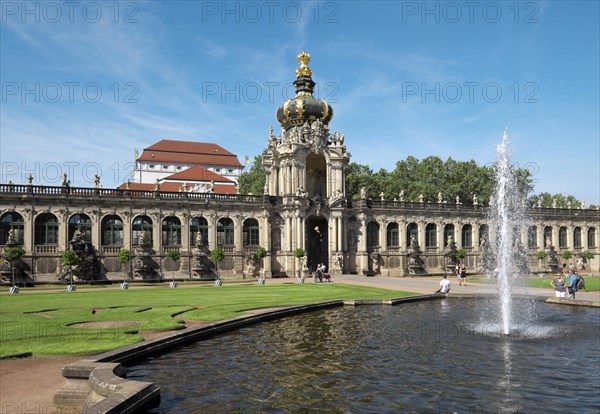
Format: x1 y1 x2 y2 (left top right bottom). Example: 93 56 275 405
1 1 598 204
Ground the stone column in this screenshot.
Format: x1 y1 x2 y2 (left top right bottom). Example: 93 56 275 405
181 213 190 252
207 213 217 250
152 213 161 254
473 222 481 251
566 226 573 250
23 209 33 254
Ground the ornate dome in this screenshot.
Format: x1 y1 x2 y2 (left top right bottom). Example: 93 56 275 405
276 51 334 131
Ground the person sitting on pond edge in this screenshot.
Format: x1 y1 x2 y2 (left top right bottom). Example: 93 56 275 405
435 274 451 294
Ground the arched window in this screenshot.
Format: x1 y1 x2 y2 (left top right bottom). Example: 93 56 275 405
479 224 489 245
462 224 473 248
573 227 582 248
217 218 234 246
386 223 399 248
444 224 455 246
132 215 153 245
101 215 123 246
425 223 437 248
588 227 597 248
68 214 92 242
559 226 567 249
512 226 522 245
243 218 260 246
573 227 581 249
543 226 553 247
35 213 59 245
406 223 418 246
527 226 537 248
190 217 208 246
0 212 24 245
162 216 181 246
367 221 380 249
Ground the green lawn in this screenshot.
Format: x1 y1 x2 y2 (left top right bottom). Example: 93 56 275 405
469 276 600 291
0 283 412 358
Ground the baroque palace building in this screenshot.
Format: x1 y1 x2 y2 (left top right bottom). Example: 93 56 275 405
0 51 598 283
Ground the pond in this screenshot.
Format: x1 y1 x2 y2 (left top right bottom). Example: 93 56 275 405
128 298 600 413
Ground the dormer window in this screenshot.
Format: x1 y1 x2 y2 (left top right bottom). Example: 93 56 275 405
163 165 169 170
149 165 155 169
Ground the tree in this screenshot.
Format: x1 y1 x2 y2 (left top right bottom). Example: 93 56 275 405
165 249 181 283
255 246 268 277
62 250 79 286
211 247 225 279
4 246 24 288
117 248 132 279
238 155 266 195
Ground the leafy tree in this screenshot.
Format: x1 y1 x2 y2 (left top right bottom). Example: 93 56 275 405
165 249 181 282
117 248 132 280
62 250 79 285
527 192 583 209
211 247 225 279
255 246 268 277
4 246 24 287
238 155 266 195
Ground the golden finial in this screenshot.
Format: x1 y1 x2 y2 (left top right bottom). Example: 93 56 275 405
295 51 312 77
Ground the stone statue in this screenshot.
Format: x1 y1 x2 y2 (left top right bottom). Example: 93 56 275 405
399 190 404 202
71 225 85 243
61 173 68 187
380 192 385 201
6 228 15 244
209 180 215 193
138 231 147 246
456 195 460 204
154 179 161 191
125 180 131 190
552 199 557 209
360 187 367 199
566 200 572 209
263 180 269 195
419 194 424 203
301 255 308 270
576 256 585 271
407 236 427 275
268 125 273 136
94 175 101 189
438 192 443 203
473 194 478 205
370 249 381 274
581 201 586 209
334 253 343 272
537 199 542 208
296 185 307 198
27 174 33 185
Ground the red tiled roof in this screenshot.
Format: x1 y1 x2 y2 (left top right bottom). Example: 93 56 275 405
164 166 233 183
138 140 243 167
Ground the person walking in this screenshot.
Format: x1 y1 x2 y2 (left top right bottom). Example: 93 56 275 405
566 269 579 299
458 264 467 286
550 272 567 298
435 274 451 294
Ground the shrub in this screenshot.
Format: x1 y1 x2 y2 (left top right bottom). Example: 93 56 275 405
456 249 467 259
117 248 131 264
561 250 573 261
293 248 305 258
536 251 548 260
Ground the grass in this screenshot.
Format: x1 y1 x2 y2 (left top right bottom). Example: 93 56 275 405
0 283 413 358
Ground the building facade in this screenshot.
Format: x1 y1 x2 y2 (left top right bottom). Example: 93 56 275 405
1 52 598 283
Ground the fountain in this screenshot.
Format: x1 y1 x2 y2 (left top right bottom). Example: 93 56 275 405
488 128 524 335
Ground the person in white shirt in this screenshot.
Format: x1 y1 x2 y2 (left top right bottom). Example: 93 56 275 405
435 274 451 294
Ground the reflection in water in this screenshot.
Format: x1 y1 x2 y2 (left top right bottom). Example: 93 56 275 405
129 299 600 414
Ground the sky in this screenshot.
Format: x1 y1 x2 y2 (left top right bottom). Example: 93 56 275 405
1 1 599 205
